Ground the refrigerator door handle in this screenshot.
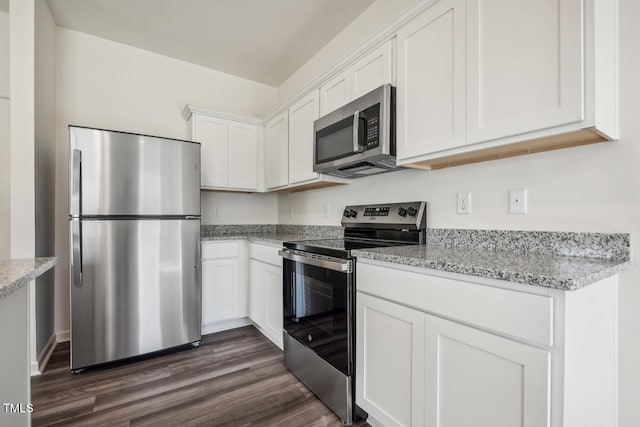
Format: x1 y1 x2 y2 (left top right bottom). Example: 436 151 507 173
71 149 82 217
71 220 83 287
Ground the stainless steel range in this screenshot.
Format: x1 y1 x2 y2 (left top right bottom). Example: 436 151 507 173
279 201 427 424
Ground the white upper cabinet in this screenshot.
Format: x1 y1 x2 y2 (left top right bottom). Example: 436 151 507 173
396 0 466 160
228 121 259 190
320 39 394 116
288 90 320 185
264 110 289 190
185 106 261 191
466 0 583 144
194 115 228 188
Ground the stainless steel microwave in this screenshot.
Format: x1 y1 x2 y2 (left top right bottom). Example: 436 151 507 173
313 84 402 178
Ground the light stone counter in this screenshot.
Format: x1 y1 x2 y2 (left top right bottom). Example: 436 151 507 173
0 257 57 299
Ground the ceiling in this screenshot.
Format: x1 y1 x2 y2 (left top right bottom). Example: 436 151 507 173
44 0 374 86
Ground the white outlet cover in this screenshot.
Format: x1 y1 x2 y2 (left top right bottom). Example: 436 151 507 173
457 192 471 215
509 189 528 214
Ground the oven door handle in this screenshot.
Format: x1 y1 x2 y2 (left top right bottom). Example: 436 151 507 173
278 250 351 273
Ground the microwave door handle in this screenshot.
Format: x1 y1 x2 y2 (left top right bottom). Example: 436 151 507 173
352 111 360 153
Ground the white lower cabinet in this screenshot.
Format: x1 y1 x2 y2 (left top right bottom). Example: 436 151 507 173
356 261 616 427
249 244 284 349
424 314 550 427
357 293 425 427
201 241 249 334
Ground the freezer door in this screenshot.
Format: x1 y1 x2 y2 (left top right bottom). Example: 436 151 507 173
69 126 200 216
70 218 201 370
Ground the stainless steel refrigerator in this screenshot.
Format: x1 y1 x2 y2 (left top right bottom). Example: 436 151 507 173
69 126 202 372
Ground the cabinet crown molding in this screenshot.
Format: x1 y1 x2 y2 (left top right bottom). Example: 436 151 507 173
182 104 264 126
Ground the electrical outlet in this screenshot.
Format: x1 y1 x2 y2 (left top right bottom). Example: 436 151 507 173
213 207 221 217
289 206 294 218
457 192 471 215
323 203 330 218
509 189 528 214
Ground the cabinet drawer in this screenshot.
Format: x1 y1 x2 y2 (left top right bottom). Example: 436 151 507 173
249 242 282 266
357 263 553 347
201 241 240 259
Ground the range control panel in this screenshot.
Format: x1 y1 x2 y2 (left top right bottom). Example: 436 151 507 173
341 201 427 229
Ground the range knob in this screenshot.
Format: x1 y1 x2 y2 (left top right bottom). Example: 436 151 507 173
407 207 418 217
398 207 407 217
343 209 350 218
349 209 358 218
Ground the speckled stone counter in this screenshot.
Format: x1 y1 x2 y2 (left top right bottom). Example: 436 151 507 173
0 258 57 299
352 229 630 291
201 224 343 246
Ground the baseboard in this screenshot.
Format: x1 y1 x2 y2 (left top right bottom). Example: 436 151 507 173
201 317 253 335
30 333 57 376
56 330 70 342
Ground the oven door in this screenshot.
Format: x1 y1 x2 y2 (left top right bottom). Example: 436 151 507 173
280 249 354 376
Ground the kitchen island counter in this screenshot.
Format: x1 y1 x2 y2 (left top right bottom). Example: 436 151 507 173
0 257 57 299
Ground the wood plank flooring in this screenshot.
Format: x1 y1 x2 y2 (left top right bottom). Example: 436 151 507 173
31 326 368 426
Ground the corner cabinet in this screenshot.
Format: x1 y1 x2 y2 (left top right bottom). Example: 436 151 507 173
264 110 289 190
249 243 284 349
201 241 250 334
356 261 617 427
183 105 261 191
395 0 618 169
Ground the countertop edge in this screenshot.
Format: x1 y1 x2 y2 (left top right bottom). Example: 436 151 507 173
352 251 631 291
0 257 58 299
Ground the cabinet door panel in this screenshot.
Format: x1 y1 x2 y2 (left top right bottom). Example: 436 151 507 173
352 40 394 99
396 0 466 159
288 90 319 184
202 258 238 326
320 72 350 116
356 292 425 427
265 111 289 189
264 263 283 348
467 0 582 143
249 260 266 327
425 314 551 427
228 122 258 190
196 116 228 187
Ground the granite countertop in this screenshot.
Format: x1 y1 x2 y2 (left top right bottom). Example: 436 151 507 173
0 258 57 299
201 232 316 246
352 245 630 291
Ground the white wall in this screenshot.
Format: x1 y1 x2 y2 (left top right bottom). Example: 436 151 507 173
34 0 56 360
53 28 279 335
0 10 9 260
201 192 278 224
277 0 640 425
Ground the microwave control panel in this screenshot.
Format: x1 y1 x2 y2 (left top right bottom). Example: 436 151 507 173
363 104 380 149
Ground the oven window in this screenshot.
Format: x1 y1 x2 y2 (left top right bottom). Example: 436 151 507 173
284 259 351 375
315 115 355 163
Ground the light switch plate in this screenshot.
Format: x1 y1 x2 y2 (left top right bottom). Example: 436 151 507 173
509 189 528 214
457 192 471 215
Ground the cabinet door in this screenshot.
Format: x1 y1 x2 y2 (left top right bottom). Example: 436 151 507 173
288 90 320 185
263 262 283 349
356 292 425 427
264 110 289 189
228 122 258 190
319 71 350 116
396 0 466 160
466 0 583 143
202 258 239 327
424 314 551 427
249 260 266 328
194 115 228 188
352 40 394 100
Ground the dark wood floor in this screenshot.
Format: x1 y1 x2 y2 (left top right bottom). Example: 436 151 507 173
31 326 368 426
